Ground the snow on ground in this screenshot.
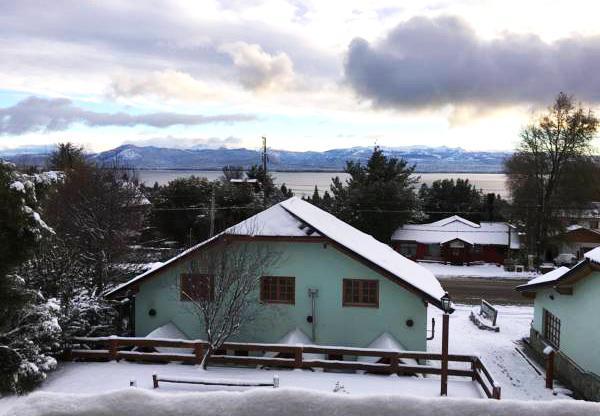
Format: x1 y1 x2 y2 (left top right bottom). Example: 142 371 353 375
427 304 569 401
6 385 600 416
0 304 577 414
420 262 539 280
0 361 481 415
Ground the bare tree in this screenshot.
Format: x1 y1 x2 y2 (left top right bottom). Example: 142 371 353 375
177 235 281 369
506 92 599 260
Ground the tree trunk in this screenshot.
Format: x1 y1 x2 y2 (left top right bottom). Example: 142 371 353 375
199 345 213 370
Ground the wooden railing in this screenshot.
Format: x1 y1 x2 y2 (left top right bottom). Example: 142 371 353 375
70 336 501 399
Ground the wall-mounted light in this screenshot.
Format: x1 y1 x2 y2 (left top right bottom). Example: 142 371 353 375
148 308 156 317
406 319 414 327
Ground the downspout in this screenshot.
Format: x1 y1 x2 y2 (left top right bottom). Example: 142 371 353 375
426 317 436 340
307 288 319 342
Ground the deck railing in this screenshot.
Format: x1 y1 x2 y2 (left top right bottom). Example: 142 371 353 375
70 336 501 399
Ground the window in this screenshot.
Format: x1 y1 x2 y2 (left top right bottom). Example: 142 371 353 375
343 279 379 307
399 243 417 257
180 273 213 302
260 276 295 304
591 220 599 229
426 244 441 258
543 309 561 348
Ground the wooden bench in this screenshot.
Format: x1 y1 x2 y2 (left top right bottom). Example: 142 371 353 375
152 373 279 389
469 299 499 332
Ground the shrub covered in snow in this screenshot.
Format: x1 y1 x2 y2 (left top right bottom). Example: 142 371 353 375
0 296 61 394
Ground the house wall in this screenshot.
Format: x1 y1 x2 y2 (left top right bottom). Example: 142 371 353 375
531 272 600 376
393 240 507 264
134 240 430 351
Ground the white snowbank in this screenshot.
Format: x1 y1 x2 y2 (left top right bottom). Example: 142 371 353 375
265 328 325 361
142 322 193 354
5 387 600 416
357 332 417 366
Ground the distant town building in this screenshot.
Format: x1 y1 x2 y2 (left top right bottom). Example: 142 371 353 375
516 248 600 401
552 225 600 262
391 215 520 265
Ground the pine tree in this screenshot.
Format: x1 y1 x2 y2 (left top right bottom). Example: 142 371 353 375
329 147 419 242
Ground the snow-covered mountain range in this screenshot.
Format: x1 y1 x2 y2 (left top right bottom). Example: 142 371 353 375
2 144 510 172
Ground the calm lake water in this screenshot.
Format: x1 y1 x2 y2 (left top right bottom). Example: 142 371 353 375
137 170 508 199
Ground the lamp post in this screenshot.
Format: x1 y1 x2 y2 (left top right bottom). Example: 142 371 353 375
440 292 452 396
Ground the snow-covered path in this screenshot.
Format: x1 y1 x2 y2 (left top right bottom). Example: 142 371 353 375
427 304 569 400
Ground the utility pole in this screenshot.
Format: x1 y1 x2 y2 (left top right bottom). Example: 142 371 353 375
209 184 216 237
261 136 267 208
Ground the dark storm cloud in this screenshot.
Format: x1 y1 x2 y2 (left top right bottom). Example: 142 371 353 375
344 16 600 109
0 97 256 135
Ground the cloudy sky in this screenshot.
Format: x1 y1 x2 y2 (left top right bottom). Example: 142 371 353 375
1 0 600 153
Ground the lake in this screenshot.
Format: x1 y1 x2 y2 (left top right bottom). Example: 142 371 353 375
137 170 509 199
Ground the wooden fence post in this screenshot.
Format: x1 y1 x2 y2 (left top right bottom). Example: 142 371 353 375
109 337 118 361
152 373 159 389
390 353 399 375
194 343 204 365
294 346 303 369
545 350 555 389
471 358 478 380
492 385 501 400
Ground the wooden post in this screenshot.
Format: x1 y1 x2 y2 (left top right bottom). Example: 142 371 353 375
545 350 555 389
152 373 159 389
492 385 501 400
440 313 449 396
390 353 399 375
294 346 303 369
194 343 204 365
109 337 118 361
471 358 478 380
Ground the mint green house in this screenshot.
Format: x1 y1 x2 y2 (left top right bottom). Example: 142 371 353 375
108 197 446 353
517 248 600 401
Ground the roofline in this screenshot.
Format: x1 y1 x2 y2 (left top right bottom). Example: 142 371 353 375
516 259 594 292
105 234 326 299
279 205 446 310
108 234 446 310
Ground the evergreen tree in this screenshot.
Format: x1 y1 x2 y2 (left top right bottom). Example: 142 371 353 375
329 147 419 242
47 142 86 171
418 178 483 222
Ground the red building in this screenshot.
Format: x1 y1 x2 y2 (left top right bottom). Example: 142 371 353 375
391 216 520 265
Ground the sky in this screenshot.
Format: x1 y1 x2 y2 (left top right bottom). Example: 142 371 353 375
1 0 600 153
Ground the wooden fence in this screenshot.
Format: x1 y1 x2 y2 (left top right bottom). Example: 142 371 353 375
70 336 501 399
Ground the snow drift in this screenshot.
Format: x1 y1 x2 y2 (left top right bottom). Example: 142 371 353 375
5 388 600 416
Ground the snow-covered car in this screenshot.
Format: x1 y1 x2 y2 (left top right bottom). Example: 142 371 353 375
553 253 577 266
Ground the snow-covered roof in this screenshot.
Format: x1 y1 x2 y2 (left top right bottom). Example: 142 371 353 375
584 246 600 264
108 197 446 306
392 215 520 249
518 266 570 289
517 252 600 291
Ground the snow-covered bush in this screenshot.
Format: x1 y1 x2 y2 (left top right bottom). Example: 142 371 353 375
60 292 119 339
0 295 61 394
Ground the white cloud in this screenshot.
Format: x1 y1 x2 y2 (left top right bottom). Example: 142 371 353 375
219 41 295 90
109 70 223 102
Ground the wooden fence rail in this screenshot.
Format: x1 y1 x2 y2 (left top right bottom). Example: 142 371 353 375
70 336 500 399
